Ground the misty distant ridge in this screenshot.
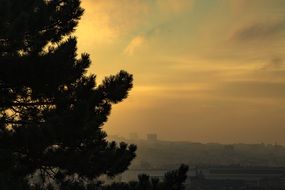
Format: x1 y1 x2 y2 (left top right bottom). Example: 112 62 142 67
108 134 285 169
108 134 284 147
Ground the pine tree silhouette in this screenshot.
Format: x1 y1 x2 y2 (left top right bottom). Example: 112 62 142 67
0 0 136 188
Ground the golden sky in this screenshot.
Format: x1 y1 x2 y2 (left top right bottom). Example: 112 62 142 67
76 0 285 144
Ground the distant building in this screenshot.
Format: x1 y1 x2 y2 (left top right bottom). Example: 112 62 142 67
147 134 157 142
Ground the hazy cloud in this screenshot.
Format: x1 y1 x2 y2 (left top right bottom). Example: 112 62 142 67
217 81 285 99
263 57 284 70
156 0 193 14
231 20 285 42
77 0 151 44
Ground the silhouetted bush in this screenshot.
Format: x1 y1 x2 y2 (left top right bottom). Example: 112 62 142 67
103 165 189 190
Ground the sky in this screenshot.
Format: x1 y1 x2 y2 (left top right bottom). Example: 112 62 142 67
75 0 285 144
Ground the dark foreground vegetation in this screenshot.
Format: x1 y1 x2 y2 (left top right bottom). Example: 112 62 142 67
0 165 189 190
0 0 136 189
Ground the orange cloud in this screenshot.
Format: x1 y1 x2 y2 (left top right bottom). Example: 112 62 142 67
124 35 146 55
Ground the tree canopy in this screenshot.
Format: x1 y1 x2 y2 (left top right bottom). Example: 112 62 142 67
0 0 136 188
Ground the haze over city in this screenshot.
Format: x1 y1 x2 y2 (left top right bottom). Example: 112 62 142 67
76 0 285 144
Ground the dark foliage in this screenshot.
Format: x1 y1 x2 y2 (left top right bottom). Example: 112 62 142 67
0 0 136 189
104 165 189 190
